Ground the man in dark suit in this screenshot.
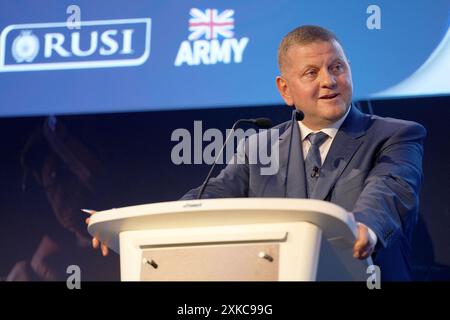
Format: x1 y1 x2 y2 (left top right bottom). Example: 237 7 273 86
180 25 426 280
89 25 425 280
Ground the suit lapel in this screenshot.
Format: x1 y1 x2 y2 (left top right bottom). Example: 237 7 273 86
311 106 367 200
276 110 307 198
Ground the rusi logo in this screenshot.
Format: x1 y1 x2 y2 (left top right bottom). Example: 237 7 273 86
0 18 151 72
174 8 249 66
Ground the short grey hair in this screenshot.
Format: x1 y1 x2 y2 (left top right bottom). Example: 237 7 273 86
278 25 341 73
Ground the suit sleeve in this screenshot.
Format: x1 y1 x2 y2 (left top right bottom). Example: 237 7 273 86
180 139 249 200
352 122 426 249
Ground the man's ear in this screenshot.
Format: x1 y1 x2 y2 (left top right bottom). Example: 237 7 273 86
276 76 294 106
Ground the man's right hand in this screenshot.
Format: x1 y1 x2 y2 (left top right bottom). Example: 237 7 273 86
85 211 109 256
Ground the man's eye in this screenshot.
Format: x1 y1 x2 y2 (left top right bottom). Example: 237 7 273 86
332 64 344 73
305 70 317 77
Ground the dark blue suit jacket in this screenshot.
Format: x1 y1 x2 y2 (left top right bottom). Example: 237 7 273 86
182 106 426 280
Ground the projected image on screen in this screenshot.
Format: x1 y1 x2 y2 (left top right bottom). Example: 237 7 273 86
0 0 449 116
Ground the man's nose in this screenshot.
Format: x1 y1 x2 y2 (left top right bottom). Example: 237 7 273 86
320 70 337 88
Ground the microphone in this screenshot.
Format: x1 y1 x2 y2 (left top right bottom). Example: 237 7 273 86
295 110 305 121
197 117 273 199
311 166 320 178
252 117 273 129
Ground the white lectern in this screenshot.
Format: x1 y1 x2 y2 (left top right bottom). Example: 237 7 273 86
88 198 372 281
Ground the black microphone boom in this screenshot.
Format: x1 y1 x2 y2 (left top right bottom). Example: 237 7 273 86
197 117 273 199
252 117 273 129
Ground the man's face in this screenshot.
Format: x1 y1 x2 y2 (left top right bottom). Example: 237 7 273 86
276 40 353 130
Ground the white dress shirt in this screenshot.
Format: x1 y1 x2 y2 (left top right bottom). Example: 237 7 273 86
297 106 378 250
298 106 350 163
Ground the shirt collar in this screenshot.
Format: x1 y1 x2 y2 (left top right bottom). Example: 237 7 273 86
298 105 351 141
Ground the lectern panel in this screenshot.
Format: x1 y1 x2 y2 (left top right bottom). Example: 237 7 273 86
140 243 279 281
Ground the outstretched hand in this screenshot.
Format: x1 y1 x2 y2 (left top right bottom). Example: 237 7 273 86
85 211 109 256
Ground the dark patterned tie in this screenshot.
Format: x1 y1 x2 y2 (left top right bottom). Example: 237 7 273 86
305 132 328 198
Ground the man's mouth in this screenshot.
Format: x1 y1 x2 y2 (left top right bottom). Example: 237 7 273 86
319 93 340 99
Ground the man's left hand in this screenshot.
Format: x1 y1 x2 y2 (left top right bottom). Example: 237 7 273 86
353 224 375 259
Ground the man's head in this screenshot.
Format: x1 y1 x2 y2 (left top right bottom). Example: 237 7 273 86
276 25 353 130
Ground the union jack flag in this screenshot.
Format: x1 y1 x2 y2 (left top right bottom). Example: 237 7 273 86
188 8 234 40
